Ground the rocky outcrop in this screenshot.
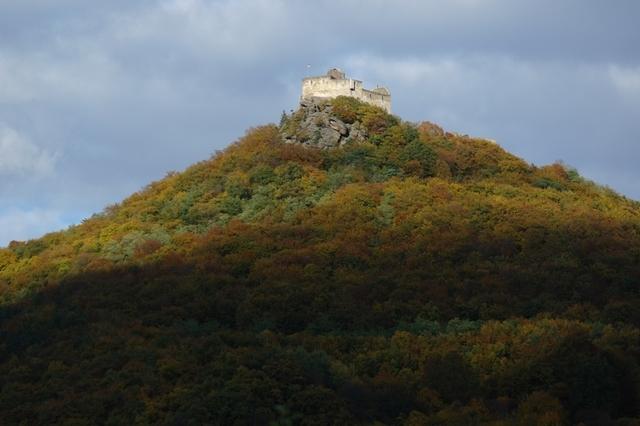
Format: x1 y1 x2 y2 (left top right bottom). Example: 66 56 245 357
280 99 367 149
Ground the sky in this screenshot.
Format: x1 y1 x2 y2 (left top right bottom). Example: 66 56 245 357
0 0 639 246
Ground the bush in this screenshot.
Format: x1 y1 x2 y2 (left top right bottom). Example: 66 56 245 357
533 178 565 191
330 96 361 124
400 140 437 177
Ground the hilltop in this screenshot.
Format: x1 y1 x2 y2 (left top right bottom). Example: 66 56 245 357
1 97 639 424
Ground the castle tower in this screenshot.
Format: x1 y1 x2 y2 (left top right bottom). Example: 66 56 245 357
301 68 391 113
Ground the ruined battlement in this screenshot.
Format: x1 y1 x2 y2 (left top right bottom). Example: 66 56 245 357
301 68 391 113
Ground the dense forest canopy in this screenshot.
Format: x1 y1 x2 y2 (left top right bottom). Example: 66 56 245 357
1 97 639 424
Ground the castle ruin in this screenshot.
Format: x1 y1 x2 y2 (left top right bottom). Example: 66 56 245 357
301 68 391 113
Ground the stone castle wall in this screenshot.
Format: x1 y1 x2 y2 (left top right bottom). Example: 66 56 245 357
301 69 391 113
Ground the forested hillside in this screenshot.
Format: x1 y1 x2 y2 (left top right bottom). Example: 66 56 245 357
1 98 639 424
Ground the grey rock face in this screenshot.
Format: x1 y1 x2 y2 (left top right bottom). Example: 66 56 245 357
345 121 366 145
280 100 368 149
328 118 348 136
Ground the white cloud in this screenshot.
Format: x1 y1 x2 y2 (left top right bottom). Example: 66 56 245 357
343 53 611 120
0 125 56 177
114 0 290 60
609 65 640 94
0 208 68 246
0 48 121 103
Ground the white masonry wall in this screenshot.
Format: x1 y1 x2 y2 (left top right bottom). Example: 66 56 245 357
301 76 391 113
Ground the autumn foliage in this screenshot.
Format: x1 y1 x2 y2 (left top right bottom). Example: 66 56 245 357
1 98 639 424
